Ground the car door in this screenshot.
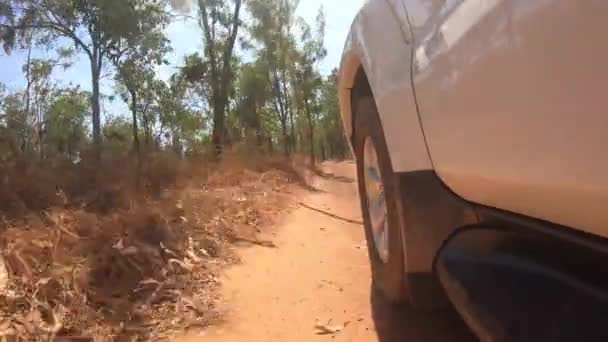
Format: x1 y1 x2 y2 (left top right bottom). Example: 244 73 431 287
401 0 608 238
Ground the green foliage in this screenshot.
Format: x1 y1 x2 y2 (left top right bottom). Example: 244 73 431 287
0 0 171 148
245 0 346 161
181 53 208 84
115 54 164 155
0 93 29 157
188 0 244 150
103 116 133 154
156 73 207 155
231 60 269 145
46 88 89 157
0 0 349 165
318 70 348 159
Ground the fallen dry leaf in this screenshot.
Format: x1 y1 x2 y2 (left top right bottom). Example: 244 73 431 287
169 258 194 272
314 320 350 335
0 320 12 335
161 242 178 257
0 155 297 340
35 277 52 287
121 246 138 256
0 255 8 294
139 278 161 286
112 239 125 250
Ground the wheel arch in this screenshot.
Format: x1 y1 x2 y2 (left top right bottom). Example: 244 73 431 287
338 0 433 173
339 0 482 309
337 48 365 149
350 67 374 146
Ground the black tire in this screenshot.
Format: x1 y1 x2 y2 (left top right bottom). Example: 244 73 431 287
354 96 409 303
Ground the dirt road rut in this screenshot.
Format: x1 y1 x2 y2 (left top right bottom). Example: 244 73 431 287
177 161 475 342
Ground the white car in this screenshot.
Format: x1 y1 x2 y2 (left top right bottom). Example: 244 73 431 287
339 1 608 340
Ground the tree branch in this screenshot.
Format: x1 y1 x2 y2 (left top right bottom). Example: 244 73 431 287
97 46 103 72
219 0 242 99
197 0 218 88
38 0 93 58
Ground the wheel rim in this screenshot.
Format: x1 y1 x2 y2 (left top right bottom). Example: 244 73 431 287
363 137 389 263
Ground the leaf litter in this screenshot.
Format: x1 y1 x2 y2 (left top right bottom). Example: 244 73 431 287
0 159 303 341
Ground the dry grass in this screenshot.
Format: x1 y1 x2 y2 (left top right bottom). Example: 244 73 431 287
0 152 307 341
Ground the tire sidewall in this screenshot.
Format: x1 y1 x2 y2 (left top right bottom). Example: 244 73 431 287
354 97 407 302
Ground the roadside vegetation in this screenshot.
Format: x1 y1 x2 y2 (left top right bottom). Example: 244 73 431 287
0 0 348 339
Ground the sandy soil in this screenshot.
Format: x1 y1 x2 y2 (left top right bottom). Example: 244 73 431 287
175 161 476 342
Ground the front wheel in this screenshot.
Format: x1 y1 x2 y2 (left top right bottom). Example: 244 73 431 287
354 96 409 303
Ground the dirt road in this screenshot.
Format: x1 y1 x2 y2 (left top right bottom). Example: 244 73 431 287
177 161 475 342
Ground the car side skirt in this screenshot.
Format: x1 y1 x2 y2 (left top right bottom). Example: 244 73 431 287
434 198 608 341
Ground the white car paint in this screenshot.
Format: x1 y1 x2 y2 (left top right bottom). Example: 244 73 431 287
408 0 608 239
341 0 608 239
338 0 432 172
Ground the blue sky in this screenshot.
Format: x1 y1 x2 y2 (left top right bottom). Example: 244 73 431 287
0 0 364 114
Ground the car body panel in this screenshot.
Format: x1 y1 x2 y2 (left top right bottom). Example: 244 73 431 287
404 0 608 239
338 0 432 172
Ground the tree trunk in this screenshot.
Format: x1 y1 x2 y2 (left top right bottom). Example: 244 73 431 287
23 43 33 156
142 107 151 149
289 109 296 153
281 70 295 153
130 91 142 189
212 99 225 157
280 119 289 156
305 99 315 167
67 134 73 160
172 128 182 156
267 136 274 154
37 116 43 160
91 61 102 156
253 106 264 148
321 143 326 161
199 0 242 159
130 90 140 157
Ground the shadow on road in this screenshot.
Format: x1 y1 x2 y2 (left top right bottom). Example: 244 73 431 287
370 285 477 342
